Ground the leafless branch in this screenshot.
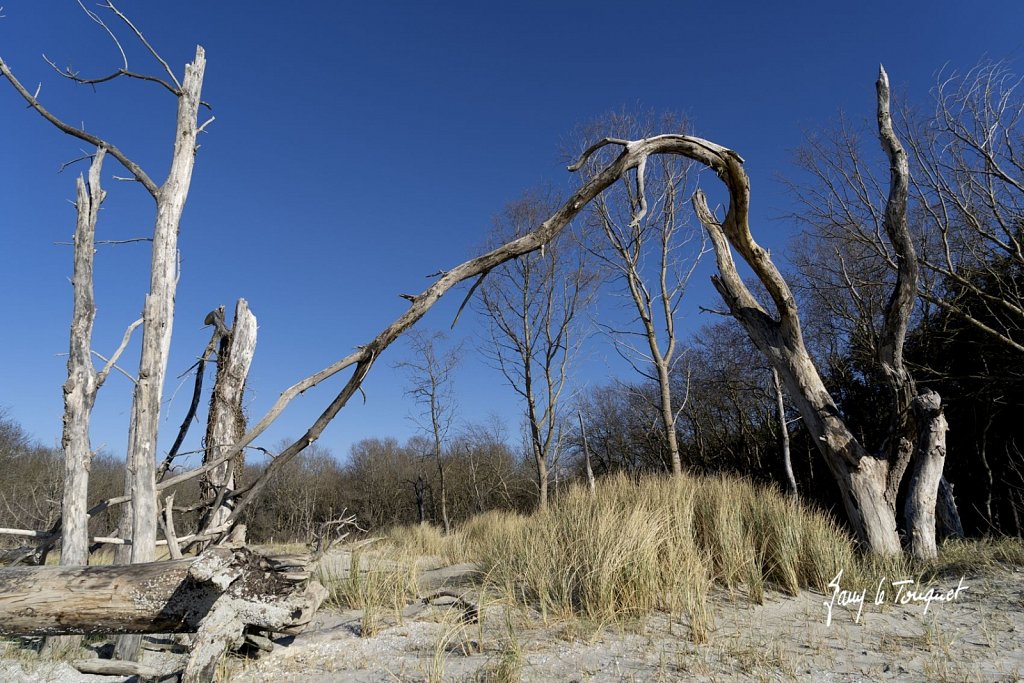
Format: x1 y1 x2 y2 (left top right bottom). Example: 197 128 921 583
99 1 182 91
95 317 143 387
90 350 136 384
0 57 159 197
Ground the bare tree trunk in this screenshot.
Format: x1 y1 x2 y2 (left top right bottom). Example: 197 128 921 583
526 364 549 510
936 478 964 540
534 448 549 508
115 45 206 662
656 358 684 475
414 476 427 524
44 150 108 657
199 299 257 539
904 391 949 559
578 409 596 495
771 368 797 496
436 453 450 535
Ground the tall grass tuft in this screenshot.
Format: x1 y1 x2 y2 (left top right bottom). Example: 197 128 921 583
384 522 449 557
318 545 418 637
461 472 858 640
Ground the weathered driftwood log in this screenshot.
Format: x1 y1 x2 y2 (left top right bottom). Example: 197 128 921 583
0 547 322 637
72 659 164 678
0 546 324 682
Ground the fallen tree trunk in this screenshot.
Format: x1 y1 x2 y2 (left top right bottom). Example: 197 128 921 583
0 547 322 637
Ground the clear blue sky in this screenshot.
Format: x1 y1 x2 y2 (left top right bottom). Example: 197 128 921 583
1 1 1022 467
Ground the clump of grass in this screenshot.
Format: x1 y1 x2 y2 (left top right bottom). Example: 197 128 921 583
927 535 1024 578
464 472 859 639
384 522 449 558
443 510 524 565
476 607 524 683
318 545 418 637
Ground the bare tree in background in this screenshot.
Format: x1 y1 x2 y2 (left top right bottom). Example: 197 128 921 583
397 331 462 533
579 112 706 476
791 59 1023 355
478 192 595 509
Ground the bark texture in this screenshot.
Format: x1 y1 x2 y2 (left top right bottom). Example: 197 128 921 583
59 149 106 572
200 299 257 536
0 547 324 682
904 391 949 559
115 45 207 661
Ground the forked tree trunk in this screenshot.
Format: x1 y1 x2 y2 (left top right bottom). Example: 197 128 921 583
200 299 257 539
115 45 206 662
45 149 108 657
684 67 958 557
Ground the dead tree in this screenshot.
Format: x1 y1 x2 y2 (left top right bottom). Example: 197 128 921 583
0 4 210 659
672 68 947 557
198 299 257 540
45 149 145 655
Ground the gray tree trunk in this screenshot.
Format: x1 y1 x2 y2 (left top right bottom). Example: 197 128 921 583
115 45 207 662
200 299 257 538
904 391 949 559
771 368 797 496
44 150 108 657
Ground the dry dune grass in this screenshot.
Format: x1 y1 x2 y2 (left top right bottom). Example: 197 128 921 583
292 474 1024 682
371 472 910 642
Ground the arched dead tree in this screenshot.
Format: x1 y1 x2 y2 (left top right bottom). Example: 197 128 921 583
125 70 947 558
681 67 948 557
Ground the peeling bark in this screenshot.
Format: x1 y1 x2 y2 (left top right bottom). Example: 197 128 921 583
200 299 257 538
904 391 948 559
115 45 207 662
0 547 324 683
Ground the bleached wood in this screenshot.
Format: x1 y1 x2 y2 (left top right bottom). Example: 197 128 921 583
56 149 106 586
114 44 206 663
73 659 162 677
904 391 948 559
0 547 323 637
199 299 256 538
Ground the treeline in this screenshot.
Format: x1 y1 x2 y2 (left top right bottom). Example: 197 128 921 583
0 413 538 545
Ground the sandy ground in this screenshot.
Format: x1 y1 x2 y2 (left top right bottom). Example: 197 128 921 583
226 560 1024 682
2 560 1022 682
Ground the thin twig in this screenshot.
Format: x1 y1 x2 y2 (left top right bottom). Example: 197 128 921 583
96 318 143 387
100 1 181 91
91 349 137 384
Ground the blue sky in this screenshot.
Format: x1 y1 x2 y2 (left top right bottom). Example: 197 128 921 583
1 1 1022 467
